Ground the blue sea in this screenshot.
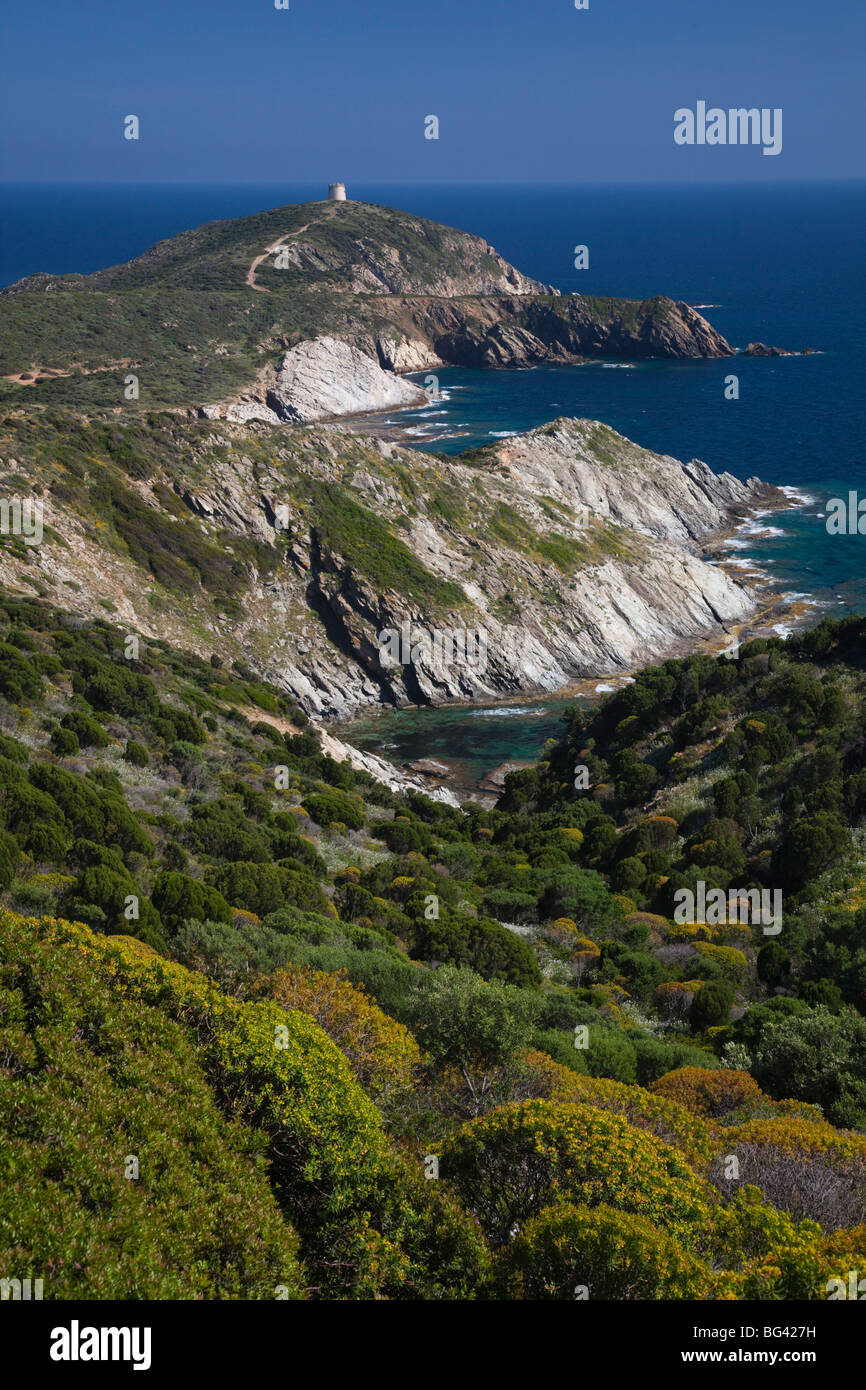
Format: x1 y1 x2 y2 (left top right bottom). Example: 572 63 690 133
2 181 864 762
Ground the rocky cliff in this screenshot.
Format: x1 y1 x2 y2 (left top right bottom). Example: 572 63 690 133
264 338 429 423
0 411 783 724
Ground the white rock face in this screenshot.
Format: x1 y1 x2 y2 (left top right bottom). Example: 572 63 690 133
267 337 428 423
3 411 788 747
375 335 441 373
493 421 759 545
226 401 281 425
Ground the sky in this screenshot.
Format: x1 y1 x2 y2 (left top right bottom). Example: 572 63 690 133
1 0 864 184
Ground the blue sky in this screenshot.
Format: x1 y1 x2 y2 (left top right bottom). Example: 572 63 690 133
2 0 863 183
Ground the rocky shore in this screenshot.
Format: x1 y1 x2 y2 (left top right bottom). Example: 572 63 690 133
0 409 791 732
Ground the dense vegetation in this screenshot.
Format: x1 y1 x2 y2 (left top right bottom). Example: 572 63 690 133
1 596 865 1298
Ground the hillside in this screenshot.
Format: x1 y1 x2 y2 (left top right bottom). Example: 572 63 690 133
0 409 783 722
1 195 859 1308
0 199 732 415
0 599 865 1299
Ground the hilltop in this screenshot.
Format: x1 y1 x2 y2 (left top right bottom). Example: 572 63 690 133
0 199 732 416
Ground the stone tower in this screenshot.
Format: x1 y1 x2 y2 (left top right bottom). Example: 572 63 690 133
327 182 347 201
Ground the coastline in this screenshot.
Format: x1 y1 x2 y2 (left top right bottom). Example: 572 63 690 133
333 487 823 803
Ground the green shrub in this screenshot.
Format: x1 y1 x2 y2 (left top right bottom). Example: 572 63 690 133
50 726 80 756
125 739 148 767
302 791 365 832
0 909 305 1299
151 871 233 935
61 711 110 748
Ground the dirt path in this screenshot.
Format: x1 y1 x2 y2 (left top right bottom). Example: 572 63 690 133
245 206 337 292
3 357 137 384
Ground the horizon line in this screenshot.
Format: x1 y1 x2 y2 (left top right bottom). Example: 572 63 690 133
2 176 865 189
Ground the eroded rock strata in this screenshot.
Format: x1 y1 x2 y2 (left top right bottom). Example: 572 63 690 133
0 413 783 726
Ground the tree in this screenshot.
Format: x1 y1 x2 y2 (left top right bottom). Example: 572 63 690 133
61 711 110 748
689 980 734 1031
750 1005 866 1129
124 739 148 767
773 812 851 889
757 940 790 988
405 966 537 1115
301 791 365 832
151 871 232 935
50 726 79 756
537 865 615 930
411 912 541 987
71 863 165 951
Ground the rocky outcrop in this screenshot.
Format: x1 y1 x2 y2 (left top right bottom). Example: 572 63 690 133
375 335 442 373
317 729 460 806
743 342 790 357
301 529 758 718
488 419 773 545
0 412 788 727
225 401 282 425
232 297 735 428
364 294 733 378
265 338 429 422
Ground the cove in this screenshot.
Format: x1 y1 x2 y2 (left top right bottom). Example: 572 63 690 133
343 695 593 797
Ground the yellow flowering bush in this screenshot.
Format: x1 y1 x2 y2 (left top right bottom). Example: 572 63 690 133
0 912 482 1298
640 815 679 847
651 1067 763 1119
736 1225 866 1300
723 1115 866 1163
560 827 584 847
499 1202 714 1300
524 1050 715 1168
665 920 715 942
694 941 749 980
0 911 305 1300
441 1099 716 1249
260 964 421 1103
710 1185 821 1270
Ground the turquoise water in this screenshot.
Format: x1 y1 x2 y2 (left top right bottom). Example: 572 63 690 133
349 697 587 792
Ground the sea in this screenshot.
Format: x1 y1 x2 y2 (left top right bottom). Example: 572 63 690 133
2 181 864 783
